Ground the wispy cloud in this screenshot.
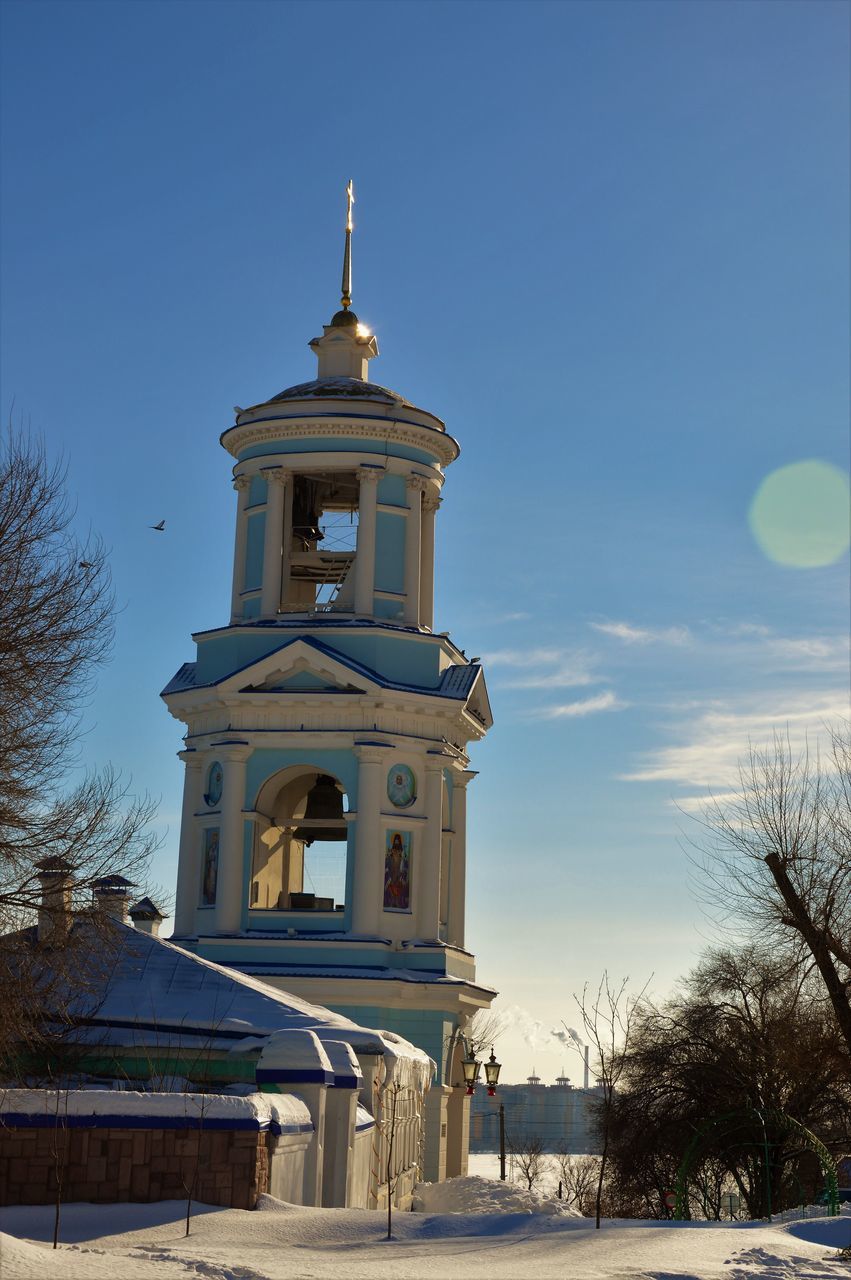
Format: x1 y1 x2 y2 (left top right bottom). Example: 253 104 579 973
538 690 628 719
622 690 848 798
485 647 602 690
484 647 571 667
707 621 849 671
591 620 692 646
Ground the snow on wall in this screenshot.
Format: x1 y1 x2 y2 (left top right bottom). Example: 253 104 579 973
0 1089 311 1133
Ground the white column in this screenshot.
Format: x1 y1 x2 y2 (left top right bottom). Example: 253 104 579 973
354 469 379 616
230 476 251 622
418 759 444 942
173 751 204 936
280 469 293 609
419 492 439 631
351 748 384 936
403 477 425 626
213 745 251 935
447 770 475 950
260 469 286 618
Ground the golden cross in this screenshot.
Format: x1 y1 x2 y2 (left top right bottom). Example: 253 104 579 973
346 179 355 232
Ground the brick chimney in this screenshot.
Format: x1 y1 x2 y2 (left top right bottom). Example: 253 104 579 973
36 857 74 944
91 875 136 923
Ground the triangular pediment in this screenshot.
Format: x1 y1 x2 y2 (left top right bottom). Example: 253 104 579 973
464 669 494 730
215 638 380 697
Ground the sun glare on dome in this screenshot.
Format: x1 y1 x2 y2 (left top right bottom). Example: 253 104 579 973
356 322 372 337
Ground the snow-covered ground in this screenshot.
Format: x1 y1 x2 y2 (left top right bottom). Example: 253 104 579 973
1 1186 850 1280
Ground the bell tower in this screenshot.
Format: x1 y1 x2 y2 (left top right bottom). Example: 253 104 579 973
163 186 495 1180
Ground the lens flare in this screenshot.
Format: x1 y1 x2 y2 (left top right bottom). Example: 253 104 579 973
748 460 850 568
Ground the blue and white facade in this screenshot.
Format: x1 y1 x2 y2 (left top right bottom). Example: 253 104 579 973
163 298 495 1179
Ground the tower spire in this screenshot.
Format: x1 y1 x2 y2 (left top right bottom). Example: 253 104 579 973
341 179 354 311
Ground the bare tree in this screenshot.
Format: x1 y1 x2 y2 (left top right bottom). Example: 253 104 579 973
0 427 159 1062
692 729 851 1054
464 1008 508 1059
553 1150 599 1215
572 973 649 1229
508 1134 547 1192
370 1073 418 1240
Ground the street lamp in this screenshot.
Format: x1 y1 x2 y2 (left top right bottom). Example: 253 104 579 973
484 1048 501 1097
461 1042 482 1095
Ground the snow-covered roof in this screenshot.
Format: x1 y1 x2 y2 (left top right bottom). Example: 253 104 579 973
230 962 490 989
67 923 433 1091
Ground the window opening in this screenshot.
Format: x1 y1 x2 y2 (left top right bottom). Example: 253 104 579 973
285 472 359 613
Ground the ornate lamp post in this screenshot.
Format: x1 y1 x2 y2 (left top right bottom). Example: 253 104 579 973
461 1042 483 1095
484 1048 501 1097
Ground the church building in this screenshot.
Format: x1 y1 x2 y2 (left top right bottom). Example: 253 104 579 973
162 188 496 1180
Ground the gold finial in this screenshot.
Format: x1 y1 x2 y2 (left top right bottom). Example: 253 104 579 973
341 179 354 310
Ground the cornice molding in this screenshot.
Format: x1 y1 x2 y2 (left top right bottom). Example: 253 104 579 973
222 418 460 467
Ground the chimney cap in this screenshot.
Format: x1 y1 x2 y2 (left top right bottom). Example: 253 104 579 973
36 856 74 875
128 896 164 921
92 874 136 893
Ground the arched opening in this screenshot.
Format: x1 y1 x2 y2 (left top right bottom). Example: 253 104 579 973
251 767 350 913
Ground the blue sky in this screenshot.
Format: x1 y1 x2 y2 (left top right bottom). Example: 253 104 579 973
2 0 848 1083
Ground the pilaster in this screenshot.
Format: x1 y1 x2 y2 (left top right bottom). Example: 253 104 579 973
261 470 286 618
230 475 251 622
354 469 379 616
351 746 386 935
419 492 440 631
403 477 425 626
213 744 251 935
418 759 444 942
447 770 475 950
173 751 204 936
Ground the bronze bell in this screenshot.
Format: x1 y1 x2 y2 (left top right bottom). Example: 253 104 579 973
293 774 346 844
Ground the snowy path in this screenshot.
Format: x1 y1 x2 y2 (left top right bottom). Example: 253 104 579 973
1 1198 849 1280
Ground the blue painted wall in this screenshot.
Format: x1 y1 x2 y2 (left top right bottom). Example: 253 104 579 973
245 747 358 808
374 512 405 594
192 628 448 689
234 434 442 468
244 513 265 591
248 474 267 506
378 474 407 506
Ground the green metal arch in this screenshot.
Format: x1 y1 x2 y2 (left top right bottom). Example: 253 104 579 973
674 1108 839 1220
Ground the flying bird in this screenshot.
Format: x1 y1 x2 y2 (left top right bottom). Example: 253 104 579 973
149 520 166 532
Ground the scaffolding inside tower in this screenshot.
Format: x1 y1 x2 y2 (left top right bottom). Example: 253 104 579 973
282 471 359 613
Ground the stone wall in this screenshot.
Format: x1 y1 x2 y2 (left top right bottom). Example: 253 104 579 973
0 1124 269 1210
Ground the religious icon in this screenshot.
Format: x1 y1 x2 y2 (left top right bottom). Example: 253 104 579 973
201 828 219 905
205 761 223 808
383 830 411 912
387 764 416 809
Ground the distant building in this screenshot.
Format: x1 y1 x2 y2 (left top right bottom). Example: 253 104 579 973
470 1071 603 1154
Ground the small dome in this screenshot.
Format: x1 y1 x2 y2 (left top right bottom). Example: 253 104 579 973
267 377 414 408
330 309 358 328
